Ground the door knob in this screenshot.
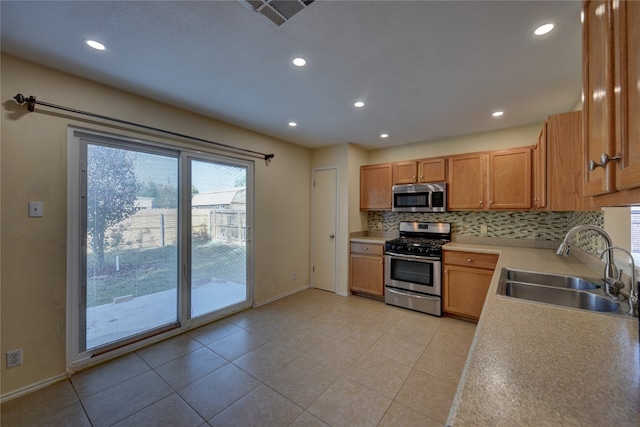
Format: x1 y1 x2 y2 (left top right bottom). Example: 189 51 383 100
329 234 335 238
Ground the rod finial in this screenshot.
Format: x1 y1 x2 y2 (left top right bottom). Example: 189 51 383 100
14 94 36 111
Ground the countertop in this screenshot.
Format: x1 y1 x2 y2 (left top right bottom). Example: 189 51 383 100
349 235 392 244
443 242 640 426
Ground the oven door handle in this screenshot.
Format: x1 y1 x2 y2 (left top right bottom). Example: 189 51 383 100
385 287 441 301
384 253 440 261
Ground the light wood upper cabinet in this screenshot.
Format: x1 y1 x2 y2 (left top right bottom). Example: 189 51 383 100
360 163 392 210
393 158 447 184
448 147 531 210
448 153 487 210
583 0 615 197
614 0 640 192
488 148 532 210
533 122 547 209
546 111 585 211
393 161 418 184
418 158 447 182
583 0 640 205
534 111 585 211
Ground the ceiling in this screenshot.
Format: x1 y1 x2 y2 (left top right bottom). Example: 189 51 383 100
0 0 583 149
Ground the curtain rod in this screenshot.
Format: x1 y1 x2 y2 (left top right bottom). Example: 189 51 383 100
12 94 275 162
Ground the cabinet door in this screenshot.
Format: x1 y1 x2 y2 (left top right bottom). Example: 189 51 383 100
350 254 384 296
448 153 486 210
488 148 532 210
583 0 616 196
616 0 640 191
393 161 418 184
418 158 447 183
360 163 392 210
533 123 548 210
443 265 494 320
547 111 584 211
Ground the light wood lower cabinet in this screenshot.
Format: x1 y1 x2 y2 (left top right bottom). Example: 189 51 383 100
350 242 384 296
443 251 498 322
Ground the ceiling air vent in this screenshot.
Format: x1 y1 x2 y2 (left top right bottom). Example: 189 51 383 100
240 0 315 27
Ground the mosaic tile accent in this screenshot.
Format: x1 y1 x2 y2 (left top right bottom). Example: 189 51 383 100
368 210 604 254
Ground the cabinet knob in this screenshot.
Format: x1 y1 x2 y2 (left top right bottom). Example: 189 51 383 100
489 200 493 205
588 153 621 171
364 247 368 251
467 258 472 263
479 200 483 206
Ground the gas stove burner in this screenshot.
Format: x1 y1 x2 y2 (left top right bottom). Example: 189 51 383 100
385 221 451 258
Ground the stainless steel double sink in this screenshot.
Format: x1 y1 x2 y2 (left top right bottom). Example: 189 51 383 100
497 269 632 317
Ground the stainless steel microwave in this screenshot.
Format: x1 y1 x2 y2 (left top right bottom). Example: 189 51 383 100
392 182 447 212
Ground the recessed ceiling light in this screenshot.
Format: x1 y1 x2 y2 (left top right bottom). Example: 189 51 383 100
84 39 106 51
534 23 554 36
288 122 297 127
492 111 504 117
354 101 365 108
380 133 389 138
292 57 306 67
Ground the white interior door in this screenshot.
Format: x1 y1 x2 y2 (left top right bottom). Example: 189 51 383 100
312 168 337 292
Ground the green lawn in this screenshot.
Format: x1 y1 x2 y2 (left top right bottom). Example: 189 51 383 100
86 241 246 307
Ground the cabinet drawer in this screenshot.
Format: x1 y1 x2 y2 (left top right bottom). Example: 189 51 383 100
444 251 498 270
350 242 384 256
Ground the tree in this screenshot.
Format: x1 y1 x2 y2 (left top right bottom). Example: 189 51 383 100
138 180 182 208
87 145 140 271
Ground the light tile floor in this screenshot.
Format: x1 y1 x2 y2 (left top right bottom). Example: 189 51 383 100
1 289 477 427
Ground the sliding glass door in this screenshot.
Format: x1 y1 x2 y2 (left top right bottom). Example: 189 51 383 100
83 142 180 351
69 129 252 360
189 157 250 319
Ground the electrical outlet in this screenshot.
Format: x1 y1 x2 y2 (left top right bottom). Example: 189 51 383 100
480 224 488 235
292 272 297 280
6 349 22 368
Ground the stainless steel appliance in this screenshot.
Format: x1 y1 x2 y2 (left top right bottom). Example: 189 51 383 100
392 182 447 212
384 221 451 316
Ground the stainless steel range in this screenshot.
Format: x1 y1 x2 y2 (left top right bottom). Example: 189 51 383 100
384 221 451 316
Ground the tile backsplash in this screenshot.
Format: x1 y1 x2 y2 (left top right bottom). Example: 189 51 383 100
368 210 605 254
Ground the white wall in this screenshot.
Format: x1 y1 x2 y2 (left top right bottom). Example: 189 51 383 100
1 54 312 396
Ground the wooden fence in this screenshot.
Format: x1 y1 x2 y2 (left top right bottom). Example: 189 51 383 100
105 208 246 250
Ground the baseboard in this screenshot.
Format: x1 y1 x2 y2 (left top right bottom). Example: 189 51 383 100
0 373 69 404
253 284 311 307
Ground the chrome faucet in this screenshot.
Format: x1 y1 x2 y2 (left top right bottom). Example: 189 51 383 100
556 225 620 298
601 246 639 317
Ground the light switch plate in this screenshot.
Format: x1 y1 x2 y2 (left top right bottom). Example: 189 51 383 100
28 201 43 217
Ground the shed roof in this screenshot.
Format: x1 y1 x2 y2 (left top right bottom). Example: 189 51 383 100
192 187 245 207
